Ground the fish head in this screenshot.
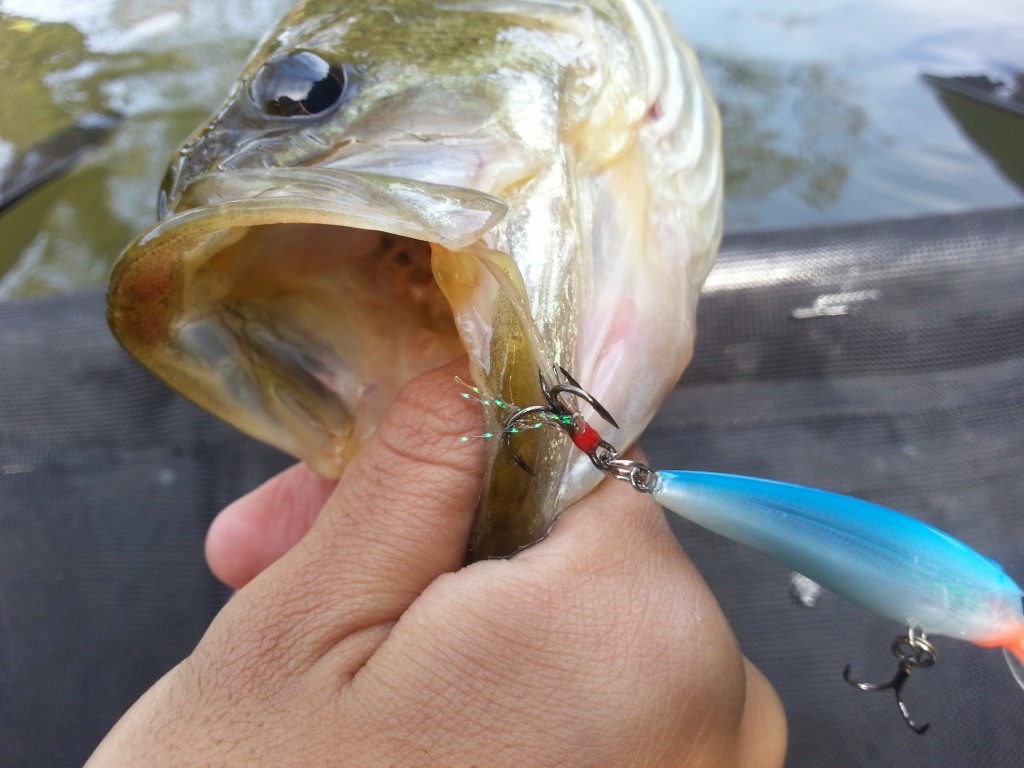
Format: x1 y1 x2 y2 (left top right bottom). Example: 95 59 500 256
108 0 722 559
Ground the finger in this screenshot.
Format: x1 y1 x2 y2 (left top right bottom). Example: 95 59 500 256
301 356 484 586
231 357 484 651
205 463 337 589
736 659 788 768
350 468 763 766
536 476 786 767
516 450 689 581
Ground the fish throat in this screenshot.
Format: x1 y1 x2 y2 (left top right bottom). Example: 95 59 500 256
179 223 461 455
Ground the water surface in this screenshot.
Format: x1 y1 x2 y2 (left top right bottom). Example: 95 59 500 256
0 0 1020 297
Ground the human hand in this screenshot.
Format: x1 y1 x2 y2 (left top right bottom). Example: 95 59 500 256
87 359 786 767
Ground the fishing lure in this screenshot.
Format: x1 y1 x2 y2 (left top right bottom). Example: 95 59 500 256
496 368 1024 732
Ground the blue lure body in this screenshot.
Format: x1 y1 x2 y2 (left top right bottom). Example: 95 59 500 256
651 470 1024 684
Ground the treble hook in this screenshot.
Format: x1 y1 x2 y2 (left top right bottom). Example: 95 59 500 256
499 366 624 478
842 630 937 734
546 366 620 429
502 366 621 436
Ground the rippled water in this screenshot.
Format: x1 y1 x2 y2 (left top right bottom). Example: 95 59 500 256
0 0 1020 297
673 0 1024 230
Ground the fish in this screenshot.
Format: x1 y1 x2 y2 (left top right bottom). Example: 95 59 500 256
651 470 1024 688
105 0 722 560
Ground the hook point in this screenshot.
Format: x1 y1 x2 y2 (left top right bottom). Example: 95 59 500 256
842 632 935 734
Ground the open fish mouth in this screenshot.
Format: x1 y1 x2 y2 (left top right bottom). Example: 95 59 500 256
106 0 724 559
108 168 541 480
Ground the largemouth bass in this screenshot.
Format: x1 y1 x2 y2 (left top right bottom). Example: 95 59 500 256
107 0 722 560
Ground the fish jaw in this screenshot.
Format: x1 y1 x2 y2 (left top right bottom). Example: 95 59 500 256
431 242 568 558
107 169 510 476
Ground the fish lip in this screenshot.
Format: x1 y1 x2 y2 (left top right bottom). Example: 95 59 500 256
160 166 509 251
111 166 510 357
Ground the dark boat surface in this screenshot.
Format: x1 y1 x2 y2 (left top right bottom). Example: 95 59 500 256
923 73 1024 192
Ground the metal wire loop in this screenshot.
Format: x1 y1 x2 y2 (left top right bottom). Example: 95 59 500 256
499 366 657 492
892 630 937 669
592 448 657 493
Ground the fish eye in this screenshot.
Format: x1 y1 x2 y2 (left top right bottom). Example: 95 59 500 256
249 51 346 118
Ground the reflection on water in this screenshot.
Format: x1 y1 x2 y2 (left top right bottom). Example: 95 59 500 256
0 0 294 297
704 52 867 229
0 17 94 152
667 0 1024 231
0 0 1021 297
0 15 122 297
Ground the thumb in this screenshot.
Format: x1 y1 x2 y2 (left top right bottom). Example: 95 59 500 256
297 356 484 592
208 357 484 591
222 357 486 653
